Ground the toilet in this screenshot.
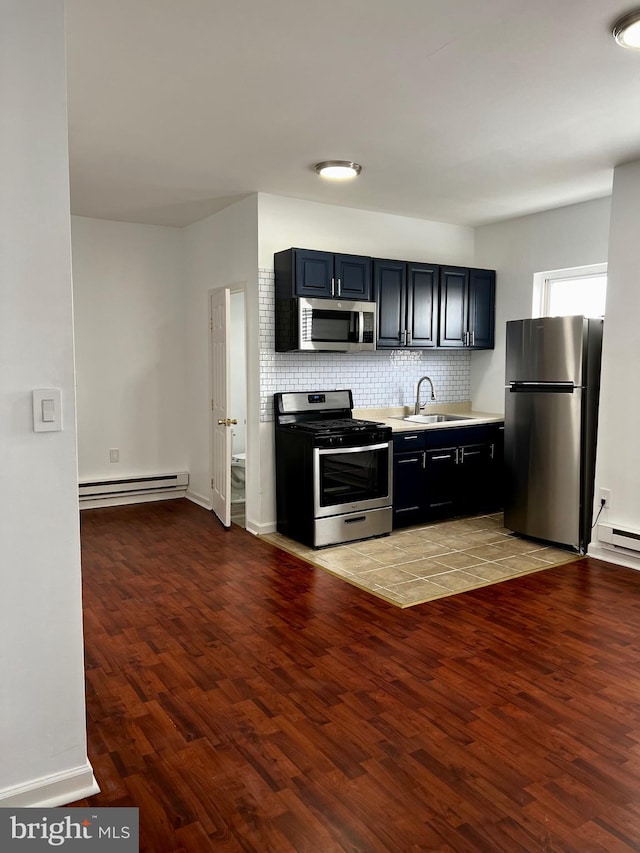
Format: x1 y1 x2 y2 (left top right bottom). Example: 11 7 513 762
231 452 246 501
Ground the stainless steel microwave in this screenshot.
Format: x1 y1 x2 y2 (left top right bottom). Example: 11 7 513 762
275 297 376 352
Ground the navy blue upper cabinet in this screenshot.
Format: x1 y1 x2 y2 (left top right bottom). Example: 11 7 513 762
274 247 495 349
275 248 372 300
439 266 495 349
374 259 438 348
334 254 373 300
373 259 406 347
468 268 495 349
408 263 438 347
293 249 334 297
438 266 469 348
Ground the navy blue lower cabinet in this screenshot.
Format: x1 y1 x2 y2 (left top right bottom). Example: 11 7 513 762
393 450 426 527
392 432 426 528
392 423 504 527
424 445 459 519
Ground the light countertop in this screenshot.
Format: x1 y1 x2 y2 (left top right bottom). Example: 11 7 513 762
352 401 504 433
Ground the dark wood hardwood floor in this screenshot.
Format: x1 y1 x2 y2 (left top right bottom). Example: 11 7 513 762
73 499 640 852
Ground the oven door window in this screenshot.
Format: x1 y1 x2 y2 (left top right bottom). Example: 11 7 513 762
316 445 390 507
311 309 359 343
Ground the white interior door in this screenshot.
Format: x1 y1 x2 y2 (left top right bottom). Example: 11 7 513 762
210 288 232 527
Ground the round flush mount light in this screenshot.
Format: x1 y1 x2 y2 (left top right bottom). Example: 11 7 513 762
314 160 362 180
613 8 640 48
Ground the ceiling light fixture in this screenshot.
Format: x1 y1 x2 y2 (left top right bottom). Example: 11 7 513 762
613 8 640 48
314 160 362 180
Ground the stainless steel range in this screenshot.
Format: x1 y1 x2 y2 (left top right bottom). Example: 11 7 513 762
274 390 393 548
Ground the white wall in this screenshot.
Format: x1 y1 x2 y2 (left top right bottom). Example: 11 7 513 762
472 197 611 413
0 0 97 806
590 161 640 567
72 217 187 480
258 193 475 268
183 196 259 523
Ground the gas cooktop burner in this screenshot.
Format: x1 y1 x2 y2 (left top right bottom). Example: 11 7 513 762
288 418 383 433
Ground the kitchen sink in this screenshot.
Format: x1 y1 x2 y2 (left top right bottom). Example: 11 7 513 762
398 414 473 424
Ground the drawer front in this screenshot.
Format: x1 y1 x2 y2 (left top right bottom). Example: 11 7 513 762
392 431 426 453
425 447 458 465
424 424 490 449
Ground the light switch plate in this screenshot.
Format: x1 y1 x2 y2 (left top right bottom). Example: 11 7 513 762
32 389 62 432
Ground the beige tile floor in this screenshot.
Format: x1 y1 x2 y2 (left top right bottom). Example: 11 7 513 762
264 513 578 608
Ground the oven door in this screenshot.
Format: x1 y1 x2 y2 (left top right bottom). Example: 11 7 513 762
313 441 392 519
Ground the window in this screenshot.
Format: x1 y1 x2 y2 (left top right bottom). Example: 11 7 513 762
532 263 607 318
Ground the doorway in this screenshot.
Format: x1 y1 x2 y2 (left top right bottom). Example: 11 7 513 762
209 285 248 530
229 289 247 527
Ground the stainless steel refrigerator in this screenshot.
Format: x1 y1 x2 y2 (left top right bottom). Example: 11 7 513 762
504 315 603 553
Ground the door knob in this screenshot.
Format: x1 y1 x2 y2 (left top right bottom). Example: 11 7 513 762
217 418 238 426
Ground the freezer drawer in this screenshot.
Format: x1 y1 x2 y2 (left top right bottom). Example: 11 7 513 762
504 386 582 549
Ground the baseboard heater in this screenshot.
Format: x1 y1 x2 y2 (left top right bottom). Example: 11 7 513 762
598 522 640 553
79 472 189 506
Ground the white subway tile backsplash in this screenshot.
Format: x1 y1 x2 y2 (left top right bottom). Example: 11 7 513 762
259 268 471 421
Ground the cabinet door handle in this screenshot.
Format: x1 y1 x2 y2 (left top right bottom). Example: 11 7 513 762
490 443 495 459
431 454 453 461
402 329 408 346
331 277 336 297
398 458 420 464
471 330 475 346
406 330 412 345
461 449 481 463
337 278 341 296
402 434 419 440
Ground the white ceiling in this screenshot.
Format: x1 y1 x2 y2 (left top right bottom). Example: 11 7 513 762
65 0 640 228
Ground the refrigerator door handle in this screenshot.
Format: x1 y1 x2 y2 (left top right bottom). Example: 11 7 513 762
508 381 578 393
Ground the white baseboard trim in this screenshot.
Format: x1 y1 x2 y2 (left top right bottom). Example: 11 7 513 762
249 520 276 536
185 490 212 510
79 491 186 510
0 762 100 808
588 543 640 572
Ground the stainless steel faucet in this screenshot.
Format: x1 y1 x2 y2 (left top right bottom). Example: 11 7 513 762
415 376 436 414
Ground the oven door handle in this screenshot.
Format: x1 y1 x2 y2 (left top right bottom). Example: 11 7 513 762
316 442 390 456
